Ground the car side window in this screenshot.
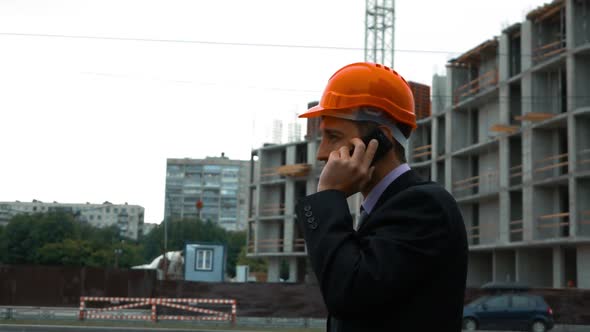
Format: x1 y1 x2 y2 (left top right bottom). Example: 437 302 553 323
512 295 533 308
485 295 509 309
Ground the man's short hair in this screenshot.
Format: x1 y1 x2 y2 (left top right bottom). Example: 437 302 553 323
354 120 411 164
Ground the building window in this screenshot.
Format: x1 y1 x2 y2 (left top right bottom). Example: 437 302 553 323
195 248 214 271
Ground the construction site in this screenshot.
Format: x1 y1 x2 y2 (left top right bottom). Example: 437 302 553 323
408 0 590 289
246 0 590 288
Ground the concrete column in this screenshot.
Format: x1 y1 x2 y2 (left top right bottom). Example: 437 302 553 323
566 0 576 53
520 22 534 240
267 257 280 282
431 117 439 181
498 34 511 248
577 245 590 289
521 20 533 72
498 91 510 244
288 257 298 283
445 69 454 192
553 246 565 288
284 146 296 253
522 129 534 242
499 34 510 82
567 31 578 235
254 155 262 253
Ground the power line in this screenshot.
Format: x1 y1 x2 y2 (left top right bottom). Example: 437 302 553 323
0 31 579 59
0 32 461 55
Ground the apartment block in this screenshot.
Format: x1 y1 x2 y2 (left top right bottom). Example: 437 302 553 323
164 154 250 231
408 0 590 289
0 200 144 240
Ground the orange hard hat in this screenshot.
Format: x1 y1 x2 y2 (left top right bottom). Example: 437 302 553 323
299 62 416 129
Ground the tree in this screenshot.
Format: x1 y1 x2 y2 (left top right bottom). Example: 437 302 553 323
0 225 6 263
236 246 267 273
2 214 38 263
225 230 246 277
36 239 93 266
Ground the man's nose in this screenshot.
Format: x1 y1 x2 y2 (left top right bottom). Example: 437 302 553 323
316 141 330 162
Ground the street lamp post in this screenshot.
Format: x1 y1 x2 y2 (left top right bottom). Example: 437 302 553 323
196 199 203 220
163 193 174 280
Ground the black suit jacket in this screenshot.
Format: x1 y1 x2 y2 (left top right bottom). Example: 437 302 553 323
296 170 468 332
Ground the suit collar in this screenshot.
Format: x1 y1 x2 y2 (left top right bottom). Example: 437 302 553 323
357 169 424 232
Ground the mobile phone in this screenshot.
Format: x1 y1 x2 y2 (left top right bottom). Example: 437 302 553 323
351 127 393 166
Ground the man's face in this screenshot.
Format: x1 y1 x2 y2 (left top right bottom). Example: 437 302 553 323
316 116 361 162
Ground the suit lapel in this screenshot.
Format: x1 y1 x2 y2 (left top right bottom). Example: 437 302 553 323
357 169 424 232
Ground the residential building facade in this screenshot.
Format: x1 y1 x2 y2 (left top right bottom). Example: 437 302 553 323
0 200 144 240
164 154 250 231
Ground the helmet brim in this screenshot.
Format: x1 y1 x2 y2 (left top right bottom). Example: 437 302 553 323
298 104 326 118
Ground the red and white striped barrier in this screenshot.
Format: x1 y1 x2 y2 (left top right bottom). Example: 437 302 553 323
79 296 236 324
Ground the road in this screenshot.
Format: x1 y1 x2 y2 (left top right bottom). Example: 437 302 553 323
2 307 590 332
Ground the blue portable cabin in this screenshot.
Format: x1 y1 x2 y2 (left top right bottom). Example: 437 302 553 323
183 242 226 282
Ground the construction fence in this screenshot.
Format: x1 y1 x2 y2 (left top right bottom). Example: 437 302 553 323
1 265 590 323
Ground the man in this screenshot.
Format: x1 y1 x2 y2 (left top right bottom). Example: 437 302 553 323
296 62 468 332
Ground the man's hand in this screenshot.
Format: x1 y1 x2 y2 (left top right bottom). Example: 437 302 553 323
317 138 378 196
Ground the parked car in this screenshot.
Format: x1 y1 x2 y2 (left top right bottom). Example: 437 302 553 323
463 293 554 332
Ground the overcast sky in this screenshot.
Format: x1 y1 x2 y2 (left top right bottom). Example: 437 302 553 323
0 0 549 224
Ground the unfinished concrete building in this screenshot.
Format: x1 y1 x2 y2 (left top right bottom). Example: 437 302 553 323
408 0 590 289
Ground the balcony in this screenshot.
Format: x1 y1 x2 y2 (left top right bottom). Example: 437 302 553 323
581 210 590 236
533 153 569 182
247 238 306 254
257 203 285 217
453 171 499 199
454 69 498 105
411 144 432 164
528 0 566 65
509 164 523 187
276 164 311 177
533 39 566 65
259 167 284 182
465 221 498 246
578 149 590 172
536 211 569 239
509 219 523 242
